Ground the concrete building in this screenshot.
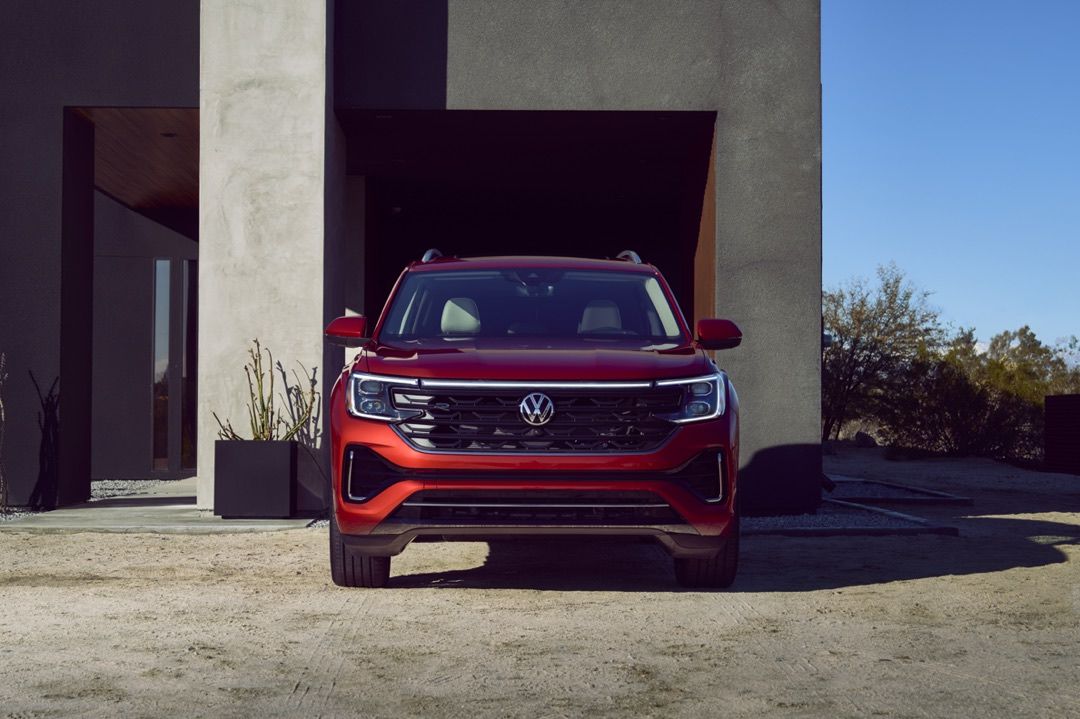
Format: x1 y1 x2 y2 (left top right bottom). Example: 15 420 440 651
0 1 822 514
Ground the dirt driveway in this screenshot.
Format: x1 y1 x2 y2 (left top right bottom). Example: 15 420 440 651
2 449 1079 718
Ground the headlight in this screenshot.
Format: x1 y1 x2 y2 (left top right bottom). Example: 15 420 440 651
346 373 424 422
656 373 726 423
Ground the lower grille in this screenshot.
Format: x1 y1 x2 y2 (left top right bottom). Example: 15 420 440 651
390 490 681 525
341 447 724 504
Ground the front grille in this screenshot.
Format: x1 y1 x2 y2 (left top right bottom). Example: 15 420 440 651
389 489 681 525
341 447 723 504
391 386 682 453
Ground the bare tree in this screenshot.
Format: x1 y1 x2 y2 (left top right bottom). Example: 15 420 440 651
822 264 941 441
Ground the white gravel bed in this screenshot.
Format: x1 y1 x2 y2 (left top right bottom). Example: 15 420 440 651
744 500 924 531
91 479 177 501
828 480 931 500
1 480 176 520
0 508 39 523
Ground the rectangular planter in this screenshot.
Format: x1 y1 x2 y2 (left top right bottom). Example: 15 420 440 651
214 440 327 518
1046 394 1080 475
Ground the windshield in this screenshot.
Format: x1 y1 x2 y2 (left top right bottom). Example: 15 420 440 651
379 269 686 344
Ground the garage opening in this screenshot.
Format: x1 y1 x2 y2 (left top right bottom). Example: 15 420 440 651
339 111 717 325
77 107 199 482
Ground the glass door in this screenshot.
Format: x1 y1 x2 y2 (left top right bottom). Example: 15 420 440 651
151 258 198 476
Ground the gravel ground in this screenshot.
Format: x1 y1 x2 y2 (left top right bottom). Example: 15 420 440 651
91 479 178 501
744 500 924 531
828 480 933 500
2 480 179 520
1 449 1078 718
0 507 36 523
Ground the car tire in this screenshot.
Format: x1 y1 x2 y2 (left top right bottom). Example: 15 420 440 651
673 515 739 589
330 510 391 588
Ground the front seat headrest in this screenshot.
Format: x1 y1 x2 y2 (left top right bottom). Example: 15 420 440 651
441 297 481 335
578 300 622 333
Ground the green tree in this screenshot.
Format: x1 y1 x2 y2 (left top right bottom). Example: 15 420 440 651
821 264 941 440
876 332 1019 456
876 327 1080 459
986 326 1080 399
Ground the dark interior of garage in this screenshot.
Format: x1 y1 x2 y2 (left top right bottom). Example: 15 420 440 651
339 110 717 325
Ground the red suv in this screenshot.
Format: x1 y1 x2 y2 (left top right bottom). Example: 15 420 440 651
324 251 742 588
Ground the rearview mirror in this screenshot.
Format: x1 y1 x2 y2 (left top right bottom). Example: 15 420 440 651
696 319 742 350
325 315 368 347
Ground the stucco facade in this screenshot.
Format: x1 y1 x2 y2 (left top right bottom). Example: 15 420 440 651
1 1 821 515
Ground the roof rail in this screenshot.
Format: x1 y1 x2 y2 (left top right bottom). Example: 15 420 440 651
616 250 642 264
420 248 443 263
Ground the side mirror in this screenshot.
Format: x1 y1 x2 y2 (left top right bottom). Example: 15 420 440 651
696 319 742 350
325 315 368 347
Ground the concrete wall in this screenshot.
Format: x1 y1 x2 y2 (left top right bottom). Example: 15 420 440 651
1 1 818 512
328 0 821 512
0 1 197 507
198 0 340 508
446 1 823 511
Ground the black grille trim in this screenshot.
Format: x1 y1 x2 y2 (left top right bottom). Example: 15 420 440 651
389 489 682 525
341 446 723 504
390 386 682 453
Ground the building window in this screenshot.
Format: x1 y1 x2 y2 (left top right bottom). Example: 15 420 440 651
181 260 198 470
152 259 170 471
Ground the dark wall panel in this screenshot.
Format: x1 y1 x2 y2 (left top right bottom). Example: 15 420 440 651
1046 395 1080 475
91 193 197 480
335 0 448 109
0 1 198 506
91 256 152 479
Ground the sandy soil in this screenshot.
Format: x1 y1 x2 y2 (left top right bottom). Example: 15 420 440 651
1 449 1079 718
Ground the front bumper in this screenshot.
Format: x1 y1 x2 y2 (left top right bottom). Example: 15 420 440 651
340 525 732 559
330 388 739 546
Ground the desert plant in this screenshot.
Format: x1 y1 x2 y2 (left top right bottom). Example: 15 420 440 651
875 328 1080 460
822 264 942 440
29 372 60 509
277 360 321 449
213 340 319 441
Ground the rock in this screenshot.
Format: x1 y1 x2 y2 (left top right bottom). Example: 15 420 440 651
854 431 878 448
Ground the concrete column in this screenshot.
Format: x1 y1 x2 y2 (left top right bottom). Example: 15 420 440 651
443 0 823 513
198 0 338 509
711 2 823 512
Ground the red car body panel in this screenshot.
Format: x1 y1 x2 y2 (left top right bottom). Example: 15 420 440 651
328 255 741 561
361 344 707 382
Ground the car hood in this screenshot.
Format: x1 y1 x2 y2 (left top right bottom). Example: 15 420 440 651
356 340 712 382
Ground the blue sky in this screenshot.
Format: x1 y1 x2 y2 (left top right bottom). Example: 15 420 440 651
823 0 1080 346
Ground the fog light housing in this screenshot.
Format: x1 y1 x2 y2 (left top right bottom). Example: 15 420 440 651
686 401 711 417
359 399 385 414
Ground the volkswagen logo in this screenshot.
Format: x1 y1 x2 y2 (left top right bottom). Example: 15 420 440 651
519 392 555 426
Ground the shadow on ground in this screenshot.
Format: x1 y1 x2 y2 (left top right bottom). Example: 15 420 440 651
387 512 1080 593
